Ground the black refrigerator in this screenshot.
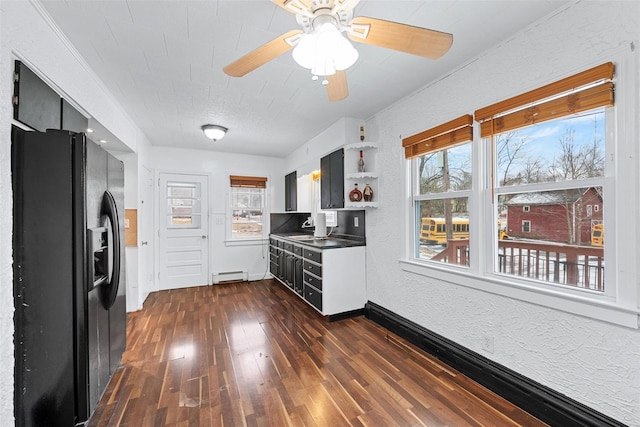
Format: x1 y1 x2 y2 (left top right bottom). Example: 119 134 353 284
12 126 127 426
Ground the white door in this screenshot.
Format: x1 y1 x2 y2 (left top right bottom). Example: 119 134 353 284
139 165 155 303
159 173 209 290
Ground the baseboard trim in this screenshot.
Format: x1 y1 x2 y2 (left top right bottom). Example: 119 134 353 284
364 301 625 427
328 308 365 322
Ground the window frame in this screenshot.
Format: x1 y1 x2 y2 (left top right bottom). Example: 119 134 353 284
401 54 639 328
226 175 269 245
406 115 474 267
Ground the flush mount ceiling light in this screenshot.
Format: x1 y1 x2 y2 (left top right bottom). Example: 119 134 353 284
201 124 228 141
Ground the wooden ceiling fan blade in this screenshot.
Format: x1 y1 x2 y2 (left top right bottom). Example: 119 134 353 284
333 0 360 13
223 30 303 77
272 0 313 15
348 16 453 60
326 70 348 102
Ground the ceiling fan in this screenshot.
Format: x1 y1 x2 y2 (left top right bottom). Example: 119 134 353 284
223 0 453 102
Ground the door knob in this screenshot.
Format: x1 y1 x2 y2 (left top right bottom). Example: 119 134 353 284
202 235 207 239
141 241 148 246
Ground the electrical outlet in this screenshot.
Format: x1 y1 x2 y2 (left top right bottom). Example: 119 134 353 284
354 216 359 227
482 336 494 354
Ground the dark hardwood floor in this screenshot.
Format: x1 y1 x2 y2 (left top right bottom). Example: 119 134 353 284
89 279 547 426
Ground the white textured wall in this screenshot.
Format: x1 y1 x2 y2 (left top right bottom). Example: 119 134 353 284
0 3 16 421
150 147 286 288
0 2 149 422
361 2 640 425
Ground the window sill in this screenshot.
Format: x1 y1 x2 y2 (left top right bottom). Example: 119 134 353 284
399 259 639 329
225 238 268 247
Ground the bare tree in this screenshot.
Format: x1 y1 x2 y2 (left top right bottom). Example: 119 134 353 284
552 128 604 180
418 153 443 193
497 131 529 185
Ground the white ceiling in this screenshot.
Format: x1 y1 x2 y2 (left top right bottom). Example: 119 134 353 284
40 0 570 158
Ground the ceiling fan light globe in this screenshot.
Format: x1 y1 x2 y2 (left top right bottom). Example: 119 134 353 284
311 60 336 77
292 33 318 69
293 22 358 74
333 40 359 70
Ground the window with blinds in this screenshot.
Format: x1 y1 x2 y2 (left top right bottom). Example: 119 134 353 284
475 62 613 292
404 115 474 265
230 175 267 239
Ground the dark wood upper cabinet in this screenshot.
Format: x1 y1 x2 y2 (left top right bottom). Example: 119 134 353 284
285 171 297 212
320 148 344 209
13 61 61 132
13 61 88 135
62 99 88 134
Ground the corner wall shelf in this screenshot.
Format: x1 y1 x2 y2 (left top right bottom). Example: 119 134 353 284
343 141 379 209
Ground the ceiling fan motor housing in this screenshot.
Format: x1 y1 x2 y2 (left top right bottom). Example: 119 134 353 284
296 3 353 34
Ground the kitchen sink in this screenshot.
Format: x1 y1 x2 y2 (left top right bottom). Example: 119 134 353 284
286 234 317 241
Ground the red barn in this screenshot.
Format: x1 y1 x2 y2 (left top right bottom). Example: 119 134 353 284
505 187 603 245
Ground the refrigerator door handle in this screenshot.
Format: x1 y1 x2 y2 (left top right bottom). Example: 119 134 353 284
99 191 121 310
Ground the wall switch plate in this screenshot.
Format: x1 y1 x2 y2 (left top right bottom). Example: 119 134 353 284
354 217 359 227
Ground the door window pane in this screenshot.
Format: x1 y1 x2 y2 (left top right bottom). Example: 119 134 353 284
166 181 201 228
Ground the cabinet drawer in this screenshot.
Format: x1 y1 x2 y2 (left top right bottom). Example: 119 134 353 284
269 252 278 264
284 242 293 253
303 260 322 278
269 237 277 246
303 248 322 264
304 284 322 311
303 271 322 290
293 245 302 256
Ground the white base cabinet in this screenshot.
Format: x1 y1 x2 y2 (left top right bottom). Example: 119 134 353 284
270 236 366 317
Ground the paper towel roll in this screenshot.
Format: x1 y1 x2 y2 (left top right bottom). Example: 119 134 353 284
314 212 327 238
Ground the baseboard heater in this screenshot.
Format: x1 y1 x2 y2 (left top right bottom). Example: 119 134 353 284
365 301 626 427
212 270 247 284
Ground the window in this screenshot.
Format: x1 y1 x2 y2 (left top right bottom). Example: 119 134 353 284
402 60 638 327
404 115 473 266
229 175 267 240
166 181 202 228
477 62 612 293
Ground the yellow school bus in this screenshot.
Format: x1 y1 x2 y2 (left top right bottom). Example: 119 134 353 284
420 218 469 244
420 218 509 244
591 223 604 247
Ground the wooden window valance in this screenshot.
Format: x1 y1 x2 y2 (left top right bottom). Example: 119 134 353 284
474 62 615 138
230 175 267 188
402 114 473 159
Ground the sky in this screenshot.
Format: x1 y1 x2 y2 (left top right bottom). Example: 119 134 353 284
498 109 605 178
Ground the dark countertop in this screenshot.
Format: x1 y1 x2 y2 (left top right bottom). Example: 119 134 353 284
270 233 366 249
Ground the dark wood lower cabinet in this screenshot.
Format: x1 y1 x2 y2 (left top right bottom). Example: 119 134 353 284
304 283 322 311
294 256 303 296
270 235 365 316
